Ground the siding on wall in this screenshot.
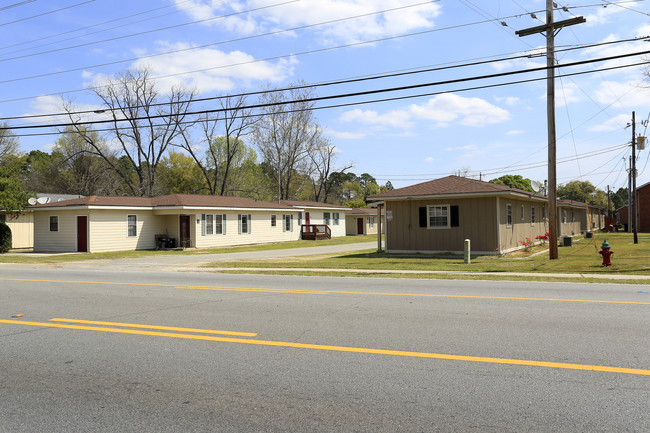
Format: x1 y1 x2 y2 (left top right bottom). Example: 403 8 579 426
385 197 499 253
6 212 33 249
88 210 166 252
194 211 301 248
34 210 78 252
498 199 549 253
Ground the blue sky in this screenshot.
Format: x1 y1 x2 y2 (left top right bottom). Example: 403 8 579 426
1 0 650 191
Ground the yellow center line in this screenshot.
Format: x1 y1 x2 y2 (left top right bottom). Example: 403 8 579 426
49 318 256 337
0 319 648 376
2 277 649 305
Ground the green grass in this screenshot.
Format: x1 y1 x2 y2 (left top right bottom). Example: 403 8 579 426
0 235 379 264
205 232 650 278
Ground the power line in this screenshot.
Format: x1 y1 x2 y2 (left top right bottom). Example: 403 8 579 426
0 0 301 62
6 56 648 137
2 35 647 124
0 0 37 12
0 0 95 27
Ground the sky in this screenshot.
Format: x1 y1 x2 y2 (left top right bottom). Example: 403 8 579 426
1 0 650 193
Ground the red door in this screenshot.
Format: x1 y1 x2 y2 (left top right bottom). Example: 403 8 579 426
77 216 88 252
180 215 191 248
305 212 310 232
357 217 364 235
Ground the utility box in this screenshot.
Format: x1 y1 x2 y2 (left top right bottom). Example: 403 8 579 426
563 236 573 247
585 231 593 239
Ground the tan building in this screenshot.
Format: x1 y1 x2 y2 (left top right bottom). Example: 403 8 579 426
30 195 306 253
369 176 590 255
345 208 384 236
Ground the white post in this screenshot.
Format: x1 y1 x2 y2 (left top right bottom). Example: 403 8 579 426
464 239 471 264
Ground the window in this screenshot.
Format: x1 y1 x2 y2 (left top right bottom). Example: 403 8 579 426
333 212 339 225
215 214 225 234
542 206 546 220
206 214 213 235
323 212 330 225
428 205 449 228
238 214 251 234
283 214 293 232
298 212 302 227
369 216 375 229
49 215 59 232
563 210 567 224
531 207 535 226
127 215 137 237
506 204 512 228
521 205 525 221
271 215 277 227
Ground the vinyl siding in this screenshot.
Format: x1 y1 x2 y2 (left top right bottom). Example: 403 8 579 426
88 210 165 252
34 210 78 252
5 211 33 249
385 197 498 254
497 199 549 253
195 211 301 248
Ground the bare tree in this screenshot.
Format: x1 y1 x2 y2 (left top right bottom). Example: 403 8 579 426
177 94 259 195
66 68 195 196
309 139 353 203
251 83 322 200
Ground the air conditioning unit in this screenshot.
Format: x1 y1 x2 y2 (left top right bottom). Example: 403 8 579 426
562 236 573 247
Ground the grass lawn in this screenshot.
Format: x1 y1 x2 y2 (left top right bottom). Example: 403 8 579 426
0 235 378 264
205 232 650 279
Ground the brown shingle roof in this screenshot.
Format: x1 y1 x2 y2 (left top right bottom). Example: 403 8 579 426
280 200 348 209
345 208 378 215
369 175 544 200
30 194 296 210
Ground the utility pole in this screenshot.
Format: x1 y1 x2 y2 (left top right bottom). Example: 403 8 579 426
632 111 638 244
516 2 585 260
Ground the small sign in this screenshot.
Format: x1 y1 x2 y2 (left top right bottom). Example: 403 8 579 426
386 210 393 221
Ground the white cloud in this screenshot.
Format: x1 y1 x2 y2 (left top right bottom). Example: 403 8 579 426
25 95 109 125
494 96 520 106
594 80 650 109
339 108 413 128
175 0 441 44
589 113 631 132
327 128 367 139
409 94 511 126
444 144 478 152
340 94 511 130
83 42 297 94
506 130 525 135
425 156 436 162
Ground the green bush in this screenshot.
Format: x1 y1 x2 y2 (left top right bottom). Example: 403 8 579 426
0 222 12 253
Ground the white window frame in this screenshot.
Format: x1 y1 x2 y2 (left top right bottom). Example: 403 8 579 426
282 214 293 232
333 212 339 225
49 215 59 232
369 216 375 229
563 210 567 224
271 215 277 227
520 204 525 221
323 212 330 225
506 204 512 228
127 215 137 237
215 214 226 235
427 205 450 229
238 214 252 234
206 214 213 235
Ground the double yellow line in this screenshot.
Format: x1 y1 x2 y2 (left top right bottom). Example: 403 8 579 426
1 317 649 376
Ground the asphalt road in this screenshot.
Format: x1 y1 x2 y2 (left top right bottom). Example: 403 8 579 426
1 267 648 432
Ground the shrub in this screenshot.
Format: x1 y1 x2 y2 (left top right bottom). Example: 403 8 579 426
0 222 12 253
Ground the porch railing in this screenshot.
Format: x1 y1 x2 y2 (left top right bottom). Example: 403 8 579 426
301 224 331 240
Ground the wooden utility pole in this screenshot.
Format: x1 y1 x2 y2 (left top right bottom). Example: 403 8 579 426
632 111 638 244
516 2 585 259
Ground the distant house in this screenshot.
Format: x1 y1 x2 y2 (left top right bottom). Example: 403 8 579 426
345 208 384 236
279 200 349 238
368 175 590 255
30 195 304 253
616 181 650 232
1 193 82 249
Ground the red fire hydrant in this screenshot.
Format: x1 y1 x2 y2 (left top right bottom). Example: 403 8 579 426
599 240 614 267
